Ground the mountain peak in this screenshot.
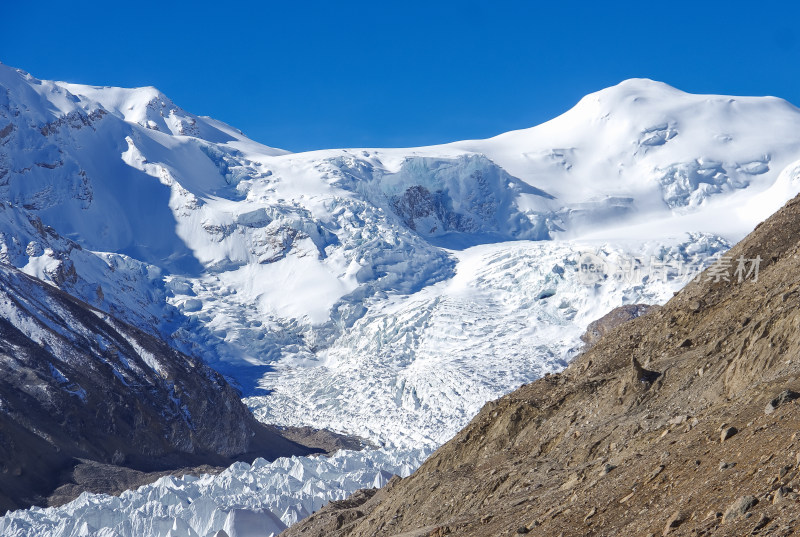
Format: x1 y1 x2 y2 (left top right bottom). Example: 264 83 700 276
578 77 797 115
608 77 684 92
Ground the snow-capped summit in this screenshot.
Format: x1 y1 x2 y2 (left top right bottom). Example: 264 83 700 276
2 61 800 450
453 77 800 215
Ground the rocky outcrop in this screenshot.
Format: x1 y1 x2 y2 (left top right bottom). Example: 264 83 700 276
390 185 475 235
0 263 314 513
580 303 657 348
282 193 800 535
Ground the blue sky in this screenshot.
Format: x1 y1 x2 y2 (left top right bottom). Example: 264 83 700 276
3 0 799 152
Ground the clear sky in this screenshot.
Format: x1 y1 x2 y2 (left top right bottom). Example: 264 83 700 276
3 0 799 152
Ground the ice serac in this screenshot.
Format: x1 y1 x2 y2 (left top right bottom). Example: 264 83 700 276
2 63 800 451
0 448 428 537
0 261 312 513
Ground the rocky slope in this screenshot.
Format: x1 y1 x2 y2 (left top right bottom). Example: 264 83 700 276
0 263 313 514
282 193 800 536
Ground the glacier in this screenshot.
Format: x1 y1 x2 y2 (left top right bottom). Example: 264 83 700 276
247 233 732 448
2 60 800 535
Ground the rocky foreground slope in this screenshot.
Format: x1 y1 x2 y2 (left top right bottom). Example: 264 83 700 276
0 263 313 514
283 194 800 536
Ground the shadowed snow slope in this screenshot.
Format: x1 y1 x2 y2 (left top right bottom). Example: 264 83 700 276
2 63 800 450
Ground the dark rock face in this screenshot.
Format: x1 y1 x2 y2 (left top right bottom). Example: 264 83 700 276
390 185 475 235
0 264 313 513
282 194 800 536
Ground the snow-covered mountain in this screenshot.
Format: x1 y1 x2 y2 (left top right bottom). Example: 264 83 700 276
2 62 800 452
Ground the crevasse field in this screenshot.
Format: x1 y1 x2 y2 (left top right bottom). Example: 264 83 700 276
2 62 800 536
